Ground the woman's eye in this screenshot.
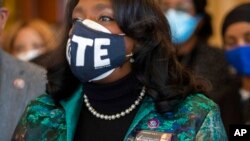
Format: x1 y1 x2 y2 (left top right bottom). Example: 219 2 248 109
225 37 237 48
98 16 114 22
225 42 236 49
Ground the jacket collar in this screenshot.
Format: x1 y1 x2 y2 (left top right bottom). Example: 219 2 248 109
59 86 84 141
59 86 155 141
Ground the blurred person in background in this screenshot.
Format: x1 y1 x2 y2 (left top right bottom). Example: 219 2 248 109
0 1 46 141
159 0 243 135
3 19 57 66
222 3 250 124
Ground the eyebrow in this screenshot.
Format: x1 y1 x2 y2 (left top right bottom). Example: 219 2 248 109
73 6 84 15
95 3 112 11
73 3 112 15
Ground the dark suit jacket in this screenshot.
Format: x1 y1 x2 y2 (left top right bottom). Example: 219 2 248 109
0 49 47 141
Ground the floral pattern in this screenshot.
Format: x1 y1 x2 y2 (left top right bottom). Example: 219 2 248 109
12 90 228 141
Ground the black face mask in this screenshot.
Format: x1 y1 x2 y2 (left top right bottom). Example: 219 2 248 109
66 19 127 82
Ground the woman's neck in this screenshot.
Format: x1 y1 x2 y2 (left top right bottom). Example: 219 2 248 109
242 76 250 91
83 72 142 114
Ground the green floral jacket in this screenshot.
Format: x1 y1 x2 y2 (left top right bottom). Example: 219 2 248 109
12 88 228 141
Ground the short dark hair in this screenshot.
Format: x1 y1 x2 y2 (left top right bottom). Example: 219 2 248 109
222 3 250 37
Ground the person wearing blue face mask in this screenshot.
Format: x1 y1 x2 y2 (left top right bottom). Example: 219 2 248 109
160 0 212 51
160 0 242 136
222 3 250 125
162 1 201 45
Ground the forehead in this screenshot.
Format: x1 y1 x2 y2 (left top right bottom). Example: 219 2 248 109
225 22 250 37
161 0 193 7
74 0 112 12
15 27 43 41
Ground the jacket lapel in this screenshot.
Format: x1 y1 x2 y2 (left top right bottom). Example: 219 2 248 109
60 86 83 141
124 96 155 140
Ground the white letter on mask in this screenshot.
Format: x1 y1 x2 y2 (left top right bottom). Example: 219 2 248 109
72 35 93 66
94 38 111 68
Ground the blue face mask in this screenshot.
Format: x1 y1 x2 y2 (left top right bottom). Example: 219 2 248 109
66 19 127 82
225 45 250 76
165 9 201 44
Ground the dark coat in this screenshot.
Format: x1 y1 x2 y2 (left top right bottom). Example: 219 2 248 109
0 49 47 141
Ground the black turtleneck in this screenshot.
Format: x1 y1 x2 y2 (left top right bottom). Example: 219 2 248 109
74 73 143 141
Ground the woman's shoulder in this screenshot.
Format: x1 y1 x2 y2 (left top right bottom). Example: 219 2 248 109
26 93 64 115
183 93 217 108
12 94 67 140
177 93 227 140
29 93 58 107
23 93 66 128
174 93 219 118
181 93 218 111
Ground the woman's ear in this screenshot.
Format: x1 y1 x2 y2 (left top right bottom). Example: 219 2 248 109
0 7 9 33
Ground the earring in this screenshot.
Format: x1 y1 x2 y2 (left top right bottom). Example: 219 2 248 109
130 57 135 63
126 52 134 63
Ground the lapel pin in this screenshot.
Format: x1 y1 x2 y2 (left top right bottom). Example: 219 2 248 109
147 118 160 129
13 78 25 89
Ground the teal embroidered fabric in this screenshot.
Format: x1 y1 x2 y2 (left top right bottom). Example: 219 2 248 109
12 95 67 141
12 89 228 141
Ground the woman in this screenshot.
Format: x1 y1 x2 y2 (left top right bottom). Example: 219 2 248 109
3 19 57 62
160 0 242 135
222 3 250 124
12 0 227 140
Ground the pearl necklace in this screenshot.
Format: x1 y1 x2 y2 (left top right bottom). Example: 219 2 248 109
83 86 146 120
